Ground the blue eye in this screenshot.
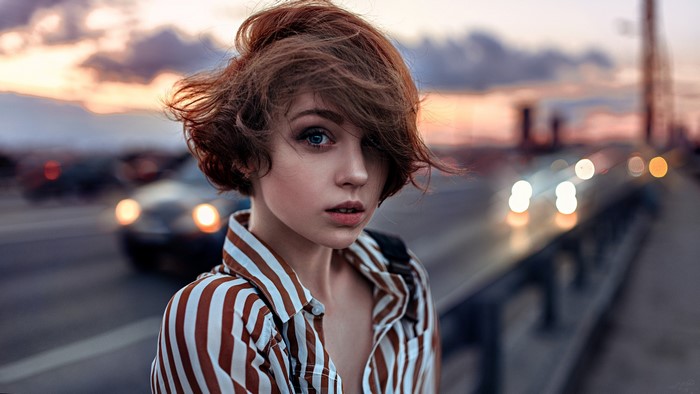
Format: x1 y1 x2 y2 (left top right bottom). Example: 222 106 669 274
307 133 328 145
297 128 333 148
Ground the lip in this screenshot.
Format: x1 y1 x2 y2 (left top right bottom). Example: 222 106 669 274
325 201 366 227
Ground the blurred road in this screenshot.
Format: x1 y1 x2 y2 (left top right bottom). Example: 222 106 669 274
0 146 656 393
0 193 188 393
0 174 496 393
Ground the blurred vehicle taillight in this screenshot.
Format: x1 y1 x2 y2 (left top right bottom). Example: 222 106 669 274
43 160 61 181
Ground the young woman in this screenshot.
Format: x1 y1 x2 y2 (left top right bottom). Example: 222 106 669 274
151 1 454 392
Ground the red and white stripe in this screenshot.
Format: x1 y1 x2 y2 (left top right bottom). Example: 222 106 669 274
151 211 440 393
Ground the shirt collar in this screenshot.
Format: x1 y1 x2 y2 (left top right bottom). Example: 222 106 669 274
222 210 313 323
344 234 410 299
221 210 409 323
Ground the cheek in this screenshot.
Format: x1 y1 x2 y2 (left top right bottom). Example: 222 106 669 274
265 161 325 201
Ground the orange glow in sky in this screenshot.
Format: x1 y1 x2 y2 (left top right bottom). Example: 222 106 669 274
418 92 518 145
1 0 699 147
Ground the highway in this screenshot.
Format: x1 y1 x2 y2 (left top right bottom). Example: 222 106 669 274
0 144 656 393
0 172 491 393
0 193 187 393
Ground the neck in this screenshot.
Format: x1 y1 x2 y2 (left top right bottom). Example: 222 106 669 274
285 243 335 302
248 205 336 302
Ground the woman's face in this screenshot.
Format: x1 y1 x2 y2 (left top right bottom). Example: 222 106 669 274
249 92 388 250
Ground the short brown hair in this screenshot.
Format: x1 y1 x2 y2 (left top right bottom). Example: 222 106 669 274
166 0 454 200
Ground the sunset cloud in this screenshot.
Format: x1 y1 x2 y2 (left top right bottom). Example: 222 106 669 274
80 28 226 83
79 27 616 91
398 31 614 91
0 0 100 48
1 0 695 144
0 0 82 31
1 0 618 93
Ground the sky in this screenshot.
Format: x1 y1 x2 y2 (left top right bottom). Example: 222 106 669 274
0 0 698 150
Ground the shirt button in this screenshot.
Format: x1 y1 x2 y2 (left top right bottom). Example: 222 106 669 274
309 299 325 316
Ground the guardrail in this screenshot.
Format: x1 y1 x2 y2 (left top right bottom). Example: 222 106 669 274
436 153 662 393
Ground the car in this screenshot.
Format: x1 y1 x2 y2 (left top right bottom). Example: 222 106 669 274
114 157 250 273
17 153 124 202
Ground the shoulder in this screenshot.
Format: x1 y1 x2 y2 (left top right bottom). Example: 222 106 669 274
357 230 431 287
152 270 288 392
358 230 438 340
161 270 276 350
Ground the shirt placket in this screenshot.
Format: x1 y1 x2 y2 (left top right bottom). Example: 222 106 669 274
341 249 410 393
366 280 410 392
287 298 343 392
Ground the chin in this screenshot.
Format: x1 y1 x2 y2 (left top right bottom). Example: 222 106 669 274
318 228 363 250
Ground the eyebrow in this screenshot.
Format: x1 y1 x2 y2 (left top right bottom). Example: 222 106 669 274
289 108 345 124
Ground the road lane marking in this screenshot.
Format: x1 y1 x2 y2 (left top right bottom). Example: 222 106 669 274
0 225 111 246
0 316 162 383
0 209 116 245
0 203 106 223
0 214 98 234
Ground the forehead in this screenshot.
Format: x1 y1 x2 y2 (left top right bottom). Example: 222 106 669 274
278 90 382 143
285 92 343 122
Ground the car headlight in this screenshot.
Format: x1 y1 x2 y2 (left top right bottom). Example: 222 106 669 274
193 203 221 233
509 180 532 213
555 181 577 214
115 199 141 225
575 158 595 180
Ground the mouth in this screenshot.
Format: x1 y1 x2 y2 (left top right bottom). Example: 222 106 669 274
328 207 362 214
325 201 366 226
326 201 365 214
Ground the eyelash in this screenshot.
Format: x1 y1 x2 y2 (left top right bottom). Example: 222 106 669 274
296 127 334 149
294 127 383 155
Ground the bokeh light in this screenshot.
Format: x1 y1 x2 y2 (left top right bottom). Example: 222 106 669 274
555 181 576 198
43 160 61 181
511 180 533 199
627 155 645 177
555 181 577 214
193 203 220 233
575 158 595 180
509 180 532 213
556 196 578 215
550 159 569 172
648 156 668 178
115 199 141 225
509 194 530 213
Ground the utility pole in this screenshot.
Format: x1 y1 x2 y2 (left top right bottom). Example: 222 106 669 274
518 104 533 150
641 0 656 145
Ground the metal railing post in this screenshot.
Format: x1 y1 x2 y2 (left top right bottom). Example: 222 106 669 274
475 296 502 394
534 249 558 330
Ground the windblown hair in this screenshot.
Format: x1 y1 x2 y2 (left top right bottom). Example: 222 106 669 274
166 0 454 200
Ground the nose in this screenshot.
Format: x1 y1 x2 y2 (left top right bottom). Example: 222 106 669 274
336 142 368 187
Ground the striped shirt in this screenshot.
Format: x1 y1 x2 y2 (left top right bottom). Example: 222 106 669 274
151 210 441 393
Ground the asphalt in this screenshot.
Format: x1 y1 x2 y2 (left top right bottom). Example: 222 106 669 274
575 169 700 393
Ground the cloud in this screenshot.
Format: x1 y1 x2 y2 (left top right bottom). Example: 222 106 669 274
0 0 75 31
397 31 614 91
79 28 614 89
0 0 107 48
80 28 227 83
2 4 616 94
